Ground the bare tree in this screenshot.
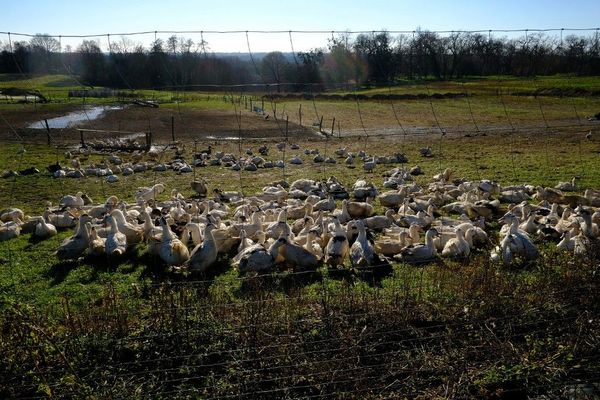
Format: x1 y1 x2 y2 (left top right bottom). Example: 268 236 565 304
261 51 289 92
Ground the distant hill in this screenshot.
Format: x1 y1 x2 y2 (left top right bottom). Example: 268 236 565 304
213 52 295 61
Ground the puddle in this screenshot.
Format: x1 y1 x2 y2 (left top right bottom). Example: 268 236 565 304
205 136 243 140
28 106 122 129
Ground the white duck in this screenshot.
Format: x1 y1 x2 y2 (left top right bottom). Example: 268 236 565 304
395 228 439 265
105 214 127 257
555 177 578 192
304 229 324 260
324 217 350 267
158 217 190 266
185 224 218 272
441 227 470 258
34 216 57 239
268 231 319 271
135 183 166 202
59 192 85 208
557 229 575 252
87 223 106 257
46 209 77 229
492 213 539 265
56 215 92 260
375 231 410 256
349 220 382 269
0 221 20 242
111 209 144 244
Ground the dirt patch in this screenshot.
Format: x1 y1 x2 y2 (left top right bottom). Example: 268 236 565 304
1 105 319 143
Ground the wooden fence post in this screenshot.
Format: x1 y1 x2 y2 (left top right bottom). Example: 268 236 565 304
44 119 51 145
285 116 289 139
171 115 175 142
331 117 336 138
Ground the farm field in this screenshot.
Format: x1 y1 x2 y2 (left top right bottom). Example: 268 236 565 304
1 74 600 398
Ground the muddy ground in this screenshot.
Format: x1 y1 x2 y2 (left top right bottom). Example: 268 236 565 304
0 105 319 144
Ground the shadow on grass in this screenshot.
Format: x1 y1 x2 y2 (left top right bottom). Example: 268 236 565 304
46 260 80 285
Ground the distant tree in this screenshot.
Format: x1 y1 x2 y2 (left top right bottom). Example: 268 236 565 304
446 32 470 78
354 31 395 84
167 35 178 55
29 33 60 73
148 39 167 87
78 40 105 86
29 34 60 53
261 51 289 92
294 49 324 91
411 30 445 79
322 33 365 89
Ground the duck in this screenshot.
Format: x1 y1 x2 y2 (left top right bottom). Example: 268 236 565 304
346 200 374 219
185 224 218 272
135 183 166 202
518 213 540 236
111 209 144 244
87 223 106 257
56 215 92 260
441 227 470 259
0 221 20 242
33 216 57 239
324 217 350 267
304 229 324 260
395 228 439 265
363 158 376 173
378 187 409 208
364 209 396 231
571 207 598 256
0 207 25 223
233 232 274 272
555 177 578 192
46 209 78 229
349 220 377 268
158 216 190 266
374 231 410 256
59 192 85 208
492 213 539 265
268 231 319 271
557 229 575 252
332 200 352 224
554 207 574 233
104 214 127 257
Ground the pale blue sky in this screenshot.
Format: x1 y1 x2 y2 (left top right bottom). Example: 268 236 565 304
2 0 600 52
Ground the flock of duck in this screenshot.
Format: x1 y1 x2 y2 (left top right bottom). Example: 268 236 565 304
1 143 599 277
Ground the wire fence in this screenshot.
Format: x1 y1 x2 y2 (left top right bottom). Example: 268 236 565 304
1 27 600 399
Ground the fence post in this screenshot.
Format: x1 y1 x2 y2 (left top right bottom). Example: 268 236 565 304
285 116 289 139
171 115 175 142
299 104 302 126
331 117 336 138
318 115 323 133
44 119 51 145
79 130 85 147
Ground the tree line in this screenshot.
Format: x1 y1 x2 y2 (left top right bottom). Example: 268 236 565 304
1 30 600 92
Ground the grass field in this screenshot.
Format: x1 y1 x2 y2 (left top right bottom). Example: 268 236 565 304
1 74 600 398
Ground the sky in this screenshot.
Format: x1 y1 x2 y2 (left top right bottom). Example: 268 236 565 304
2 0 600 52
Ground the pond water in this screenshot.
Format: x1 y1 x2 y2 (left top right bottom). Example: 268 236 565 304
28 106 122 129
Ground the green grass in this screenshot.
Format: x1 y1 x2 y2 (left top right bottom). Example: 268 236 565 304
328 75 600 95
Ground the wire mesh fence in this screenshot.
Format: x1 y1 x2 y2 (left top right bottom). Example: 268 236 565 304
2 27 600 399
